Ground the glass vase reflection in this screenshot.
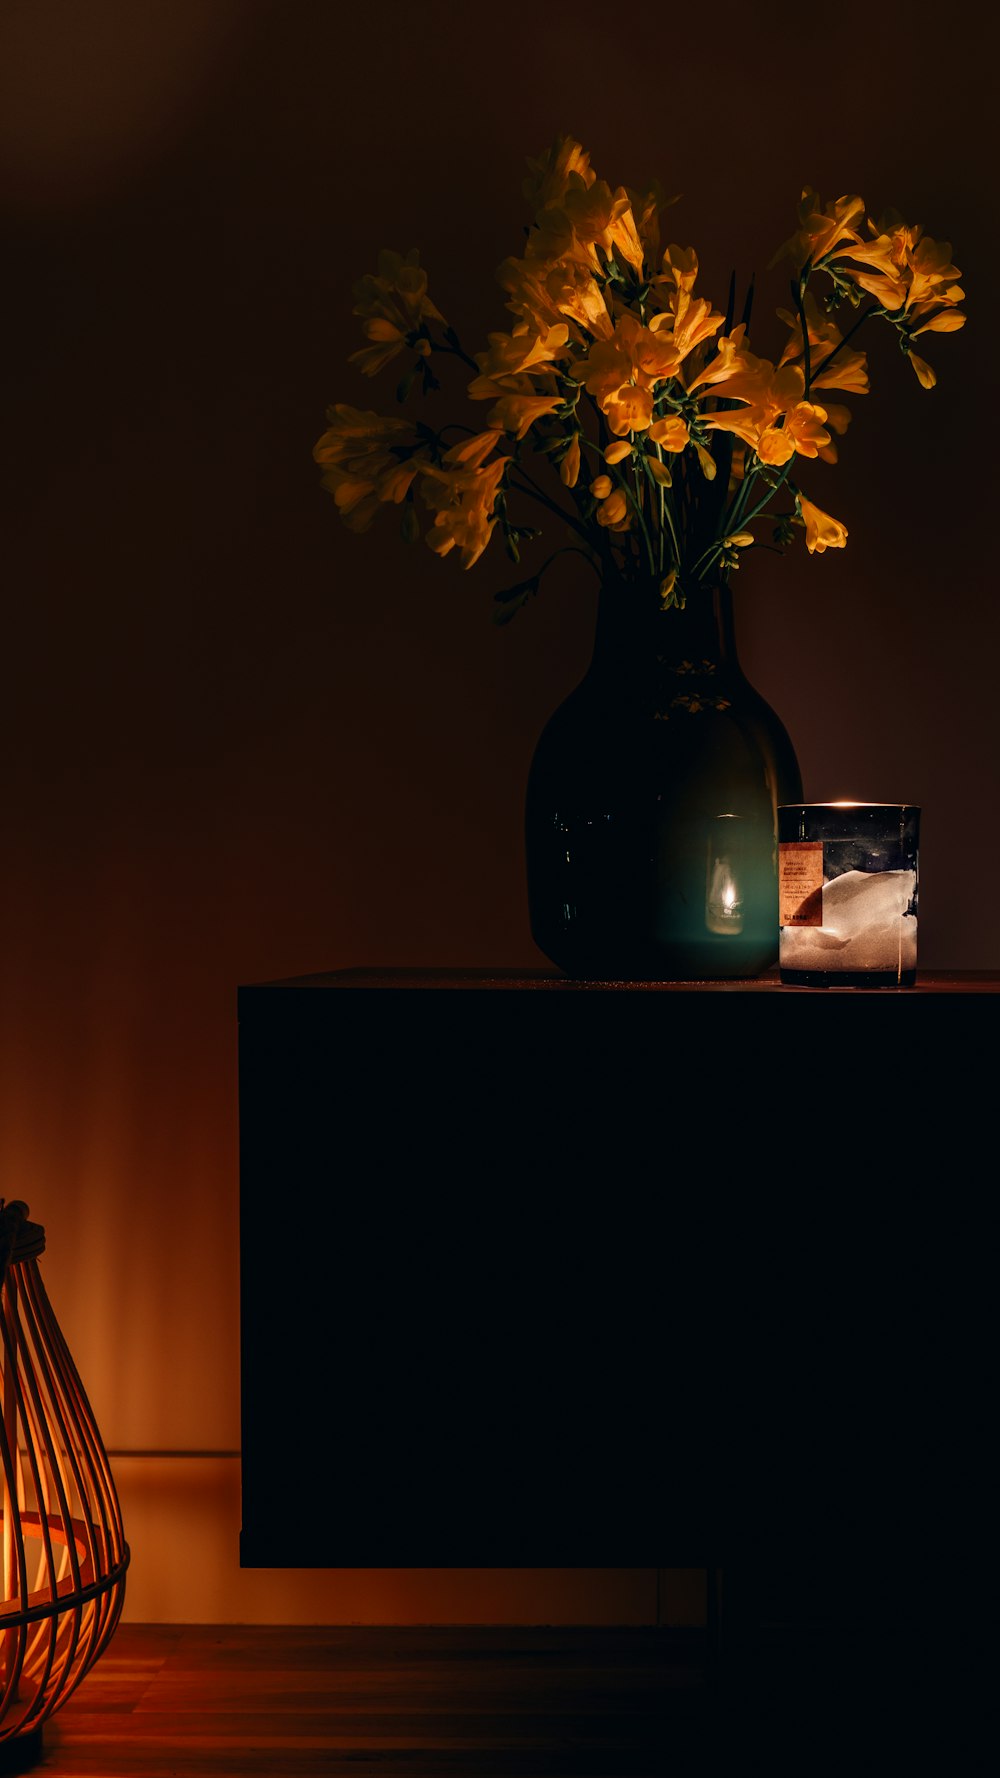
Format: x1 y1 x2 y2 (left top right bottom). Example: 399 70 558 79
778 802 920 987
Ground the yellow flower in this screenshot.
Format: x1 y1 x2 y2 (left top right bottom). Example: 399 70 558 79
648 415 690 453
646 246 725 370
595 488 629 527
442 429 505 467
831 232 909 308
496 256 568 334
604 439 632 465
770 188 866 270
422 455 507 570
661 242 699 296
560 435 581 487
903 233 964 313
563 178 646 276
685 326 771 400
470 322 570 383
702 363 832 465
349 250 446 376
909 306 967 337
467 371 563 439
581 314 680 436
525 202 581 267
313 404 428 531
589 474 613 499
628 180 675 272
497 253 613 342
799 496 848 553
605 383 654 436
907 350 937 390
646 455 673 486
814 403 852 464
545 260 614 339
757 400 832 466
777 294 870 395
832 218 967 360
580 335 631 407
522 135 595 217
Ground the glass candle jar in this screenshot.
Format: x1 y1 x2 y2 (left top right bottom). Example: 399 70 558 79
778 803 920 987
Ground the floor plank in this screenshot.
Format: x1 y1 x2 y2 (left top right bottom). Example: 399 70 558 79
22 1625 711 1777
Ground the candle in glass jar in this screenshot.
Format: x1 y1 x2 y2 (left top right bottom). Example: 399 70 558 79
778 802 920 987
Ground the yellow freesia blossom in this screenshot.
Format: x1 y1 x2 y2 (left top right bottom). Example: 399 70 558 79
495 256 565 334
770 188 865 270
814 402 852 464
628 180 674 271
702 364 832 466
467 371 563 440
522 135 595 217
562 177 646 277
497 254 612 342
317 138 965 596
776 294 870 395
559 435 581 487
442 429 505 468
684 326 771 400
799 497 848 553
422 455 508 570
313 404 429 531
647 245 726 370
906 350 937 390
595 487 630 528
581 313 682 436
827 214 965 317
349 249 446 376
470 322 571 383
648 415 690 453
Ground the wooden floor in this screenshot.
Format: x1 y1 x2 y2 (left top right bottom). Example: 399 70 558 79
17 1624 714 1777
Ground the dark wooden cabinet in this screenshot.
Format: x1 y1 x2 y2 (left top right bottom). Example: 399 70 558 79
238 969 997 1568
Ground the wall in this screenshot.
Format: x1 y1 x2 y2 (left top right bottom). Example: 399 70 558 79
0 0 995 1622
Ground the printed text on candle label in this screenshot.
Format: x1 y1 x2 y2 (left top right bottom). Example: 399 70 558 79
779 842 824 925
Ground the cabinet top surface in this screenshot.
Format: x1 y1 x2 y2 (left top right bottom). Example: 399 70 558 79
239 966 1000 995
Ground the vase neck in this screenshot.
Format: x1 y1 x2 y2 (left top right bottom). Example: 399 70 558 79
589 576 741 680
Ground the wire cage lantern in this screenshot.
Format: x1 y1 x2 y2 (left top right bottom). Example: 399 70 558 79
0 1199 129 1746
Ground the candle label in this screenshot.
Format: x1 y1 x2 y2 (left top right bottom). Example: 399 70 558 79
779 842 824 925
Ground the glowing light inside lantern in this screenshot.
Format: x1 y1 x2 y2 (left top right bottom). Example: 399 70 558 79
706 857 744 934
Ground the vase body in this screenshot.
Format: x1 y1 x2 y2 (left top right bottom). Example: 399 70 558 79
525 575 803 980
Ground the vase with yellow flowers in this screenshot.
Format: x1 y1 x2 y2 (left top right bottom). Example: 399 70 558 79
315 136 965 980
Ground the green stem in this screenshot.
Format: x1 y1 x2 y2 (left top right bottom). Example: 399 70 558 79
619 453 656 578
651 445 682 573
694 461 793 581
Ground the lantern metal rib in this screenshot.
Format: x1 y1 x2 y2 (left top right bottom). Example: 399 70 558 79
0 1199 129 1743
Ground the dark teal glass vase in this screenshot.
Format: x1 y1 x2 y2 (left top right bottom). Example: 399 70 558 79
525 574 803 980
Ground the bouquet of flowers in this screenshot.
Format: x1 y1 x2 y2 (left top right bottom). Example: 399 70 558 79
315 135 965 620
